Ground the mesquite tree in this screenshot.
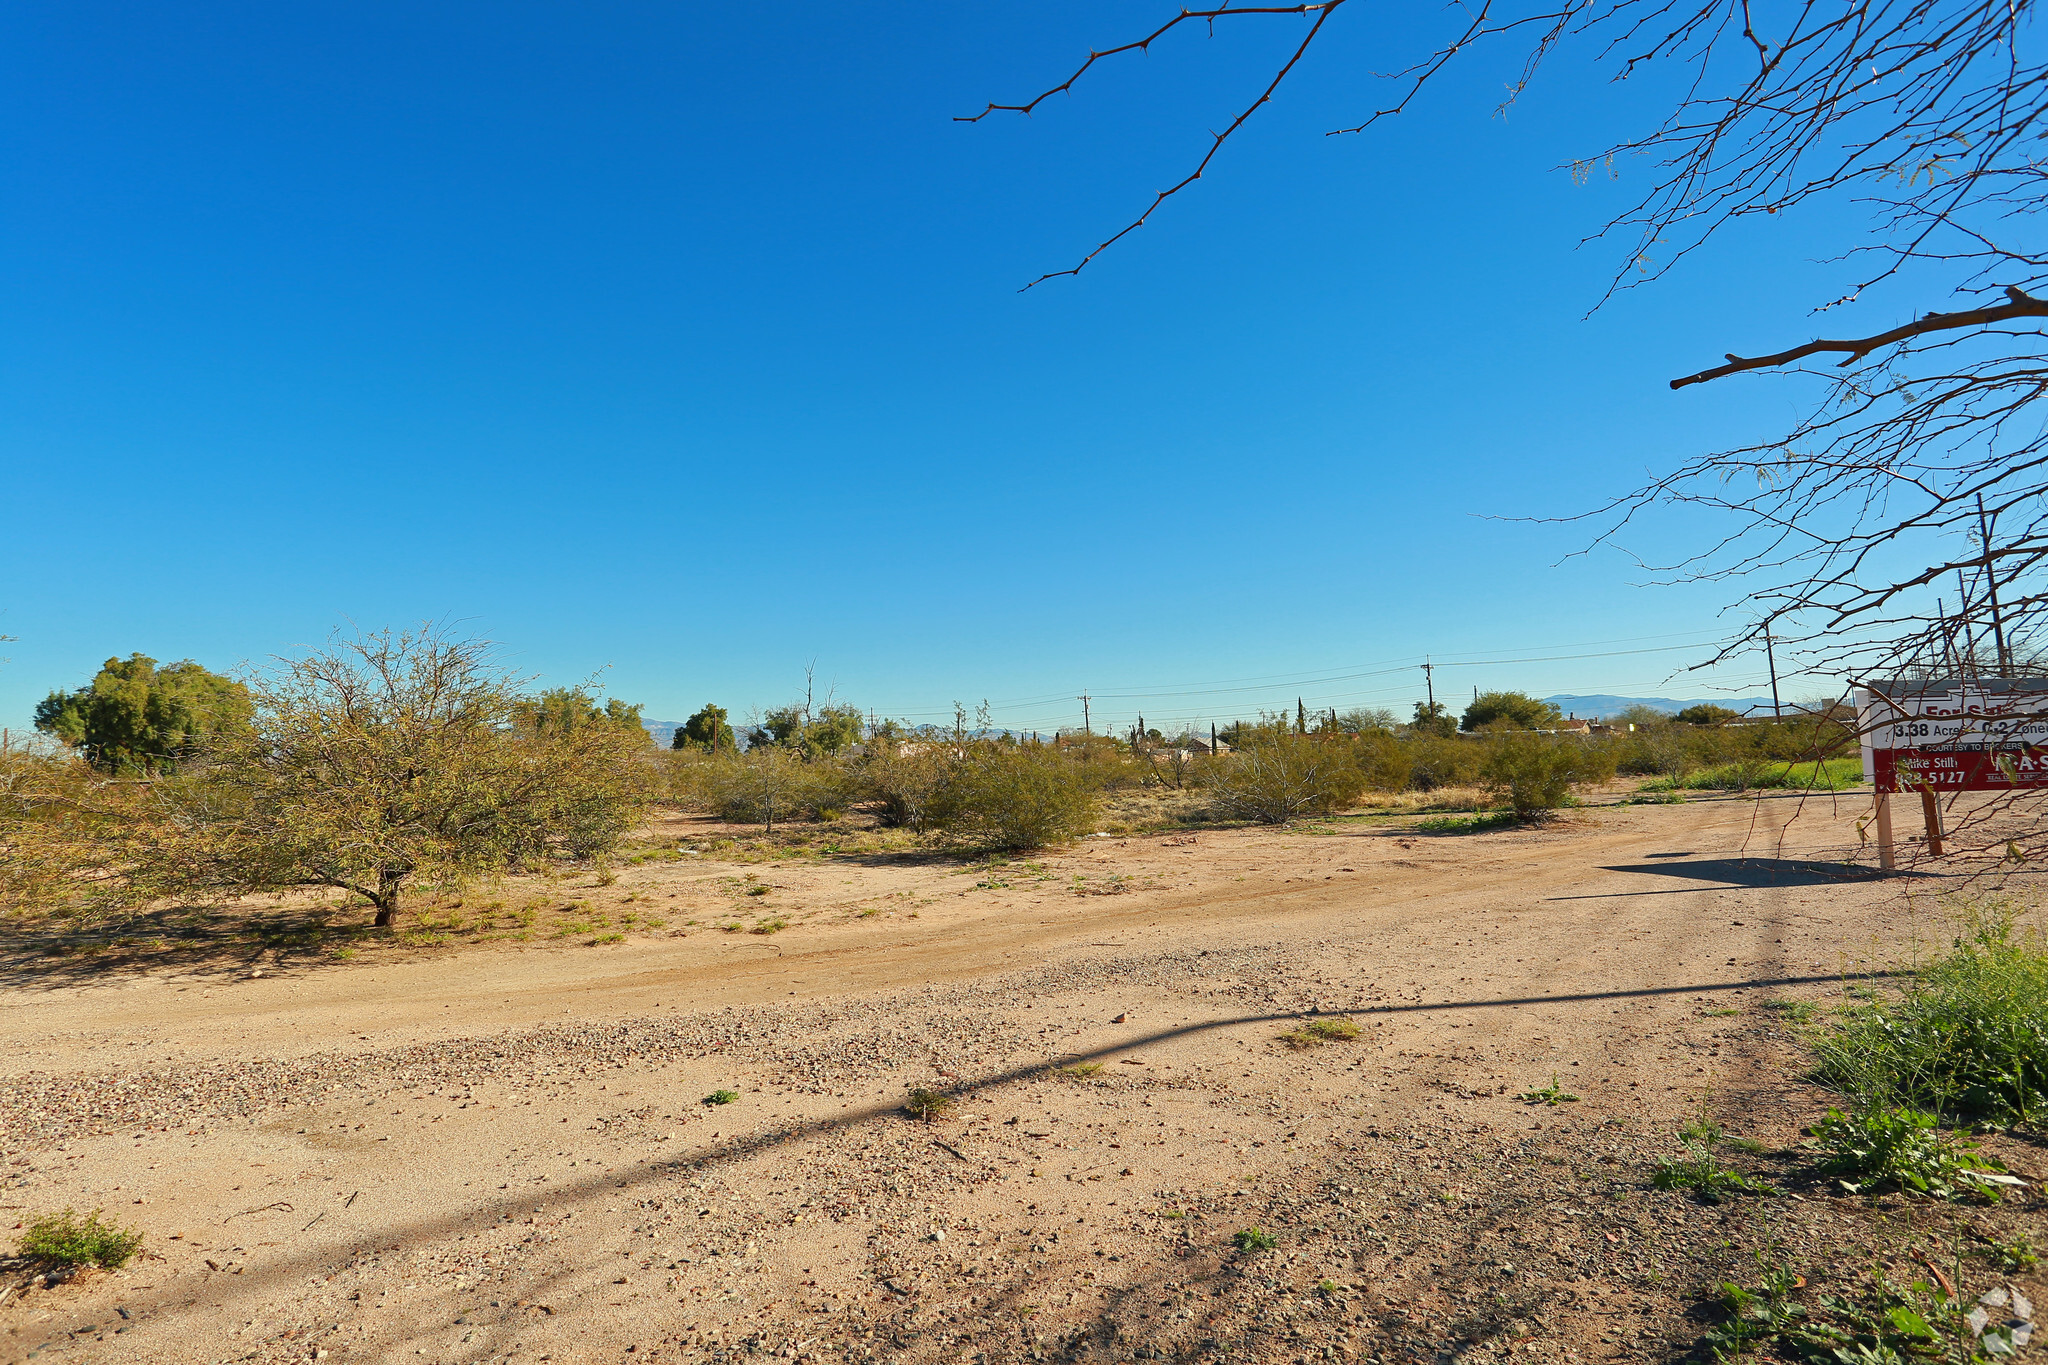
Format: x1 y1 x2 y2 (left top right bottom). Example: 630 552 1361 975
157 627 652 925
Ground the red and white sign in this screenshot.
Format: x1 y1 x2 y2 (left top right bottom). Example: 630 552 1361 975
1856 681 2048 793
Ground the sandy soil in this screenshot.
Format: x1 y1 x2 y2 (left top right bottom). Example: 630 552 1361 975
2 792 2042 1365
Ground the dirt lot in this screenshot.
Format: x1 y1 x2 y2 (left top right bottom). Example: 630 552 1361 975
2 792 2043 1365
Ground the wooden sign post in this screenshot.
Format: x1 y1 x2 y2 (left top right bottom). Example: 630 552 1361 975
1855 679 2048 869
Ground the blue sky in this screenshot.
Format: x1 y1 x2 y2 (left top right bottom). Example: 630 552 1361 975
0 2 1897 735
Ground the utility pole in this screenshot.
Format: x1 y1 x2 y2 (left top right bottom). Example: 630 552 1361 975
1764 625 1782 717
1078 693 1092 735
1421 659 1435 716
1976 493 2012 676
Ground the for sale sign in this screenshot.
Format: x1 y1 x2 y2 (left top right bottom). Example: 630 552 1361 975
1855 680 2048 792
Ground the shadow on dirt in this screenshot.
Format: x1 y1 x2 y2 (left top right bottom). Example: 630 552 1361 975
1601 857 1914 887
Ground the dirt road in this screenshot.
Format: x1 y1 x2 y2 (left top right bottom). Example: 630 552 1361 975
0 794 2012 1364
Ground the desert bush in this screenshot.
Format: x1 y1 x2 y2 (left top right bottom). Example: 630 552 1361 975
694 749 855 828
1204 735 1366 823
17 1209 143 1268
862 742 958 831
1480 734 1615 815
1352 731 1412 792
1403 734 1481 791
933 743 1097 849
1814 910 2048 1123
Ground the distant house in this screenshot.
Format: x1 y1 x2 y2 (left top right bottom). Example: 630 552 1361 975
1187 737 1232 755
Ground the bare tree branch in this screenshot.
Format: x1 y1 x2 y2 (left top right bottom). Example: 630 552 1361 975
961 3 1348 287
1672 287 2048 388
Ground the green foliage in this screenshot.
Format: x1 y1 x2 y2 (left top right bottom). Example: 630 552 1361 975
674 703 736 753
513 688 651 744
1204 734 1367 823
1403 734 1481 790
705 1089 738 1105
34 654 251 775
1809 1107 2017 1200
1480 733 1615 814
1414 810 1521 834
1971 1234 2038 1272
1335 707 1399 734
685 748 857 829
933 743 1098 849
1813 911 2048 1123
1517 1075 1580 1106
905 1087 953 1121
1232 1227 1278 1252
1408 700 1458 738
1651 1146 1777 1202
17 1208 144 1268
152 627 654 927
1675 703 1741 725
862 742 955 831
756 700 865 758
1278 1017 1360 1049
1460 690 1563 733
1703 1263 2011 1364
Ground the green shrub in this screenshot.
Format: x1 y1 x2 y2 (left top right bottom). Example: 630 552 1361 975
1232 1227 1278 1252
905 1087 953 1121
704 1089 739 1105
17 1209 144 1268
1403 735 1481 791
1809 1106 2016 1200
1650 1147 1776 1202
1414 811 1521 834
861 743 957 831
933 745 1097 849
1812 911 2048 1122
687 750 856 828
1204 735 1366 823
1480 734 1614 815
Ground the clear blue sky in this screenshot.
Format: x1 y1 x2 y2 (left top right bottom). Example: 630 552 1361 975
1 2 1892 735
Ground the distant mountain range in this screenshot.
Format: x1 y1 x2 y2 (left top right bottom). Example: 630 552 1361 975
642 719 686 747
1544 694 1779 720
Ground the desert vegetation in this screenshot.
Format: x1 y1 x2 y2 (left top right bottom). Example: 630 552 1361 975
4 646 1863 948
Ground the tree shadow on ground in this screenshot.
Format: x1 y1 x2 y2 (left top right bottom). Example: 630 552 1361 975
0 903 381 990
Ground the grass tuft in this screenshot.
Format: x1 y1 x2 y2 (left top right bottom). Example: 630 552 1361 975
1813 908 2048 1123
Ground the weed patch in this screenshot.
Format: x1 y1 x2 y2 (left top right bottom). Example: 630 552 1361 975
905 1087 953 1122
1517 1075 1580 1106
17 1209 144 1269
1413 811 1521 835
1809 1106 2019 1200
1232 1227 1278 1252
1814 911 2048 1123
1705 1260 2032 1362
